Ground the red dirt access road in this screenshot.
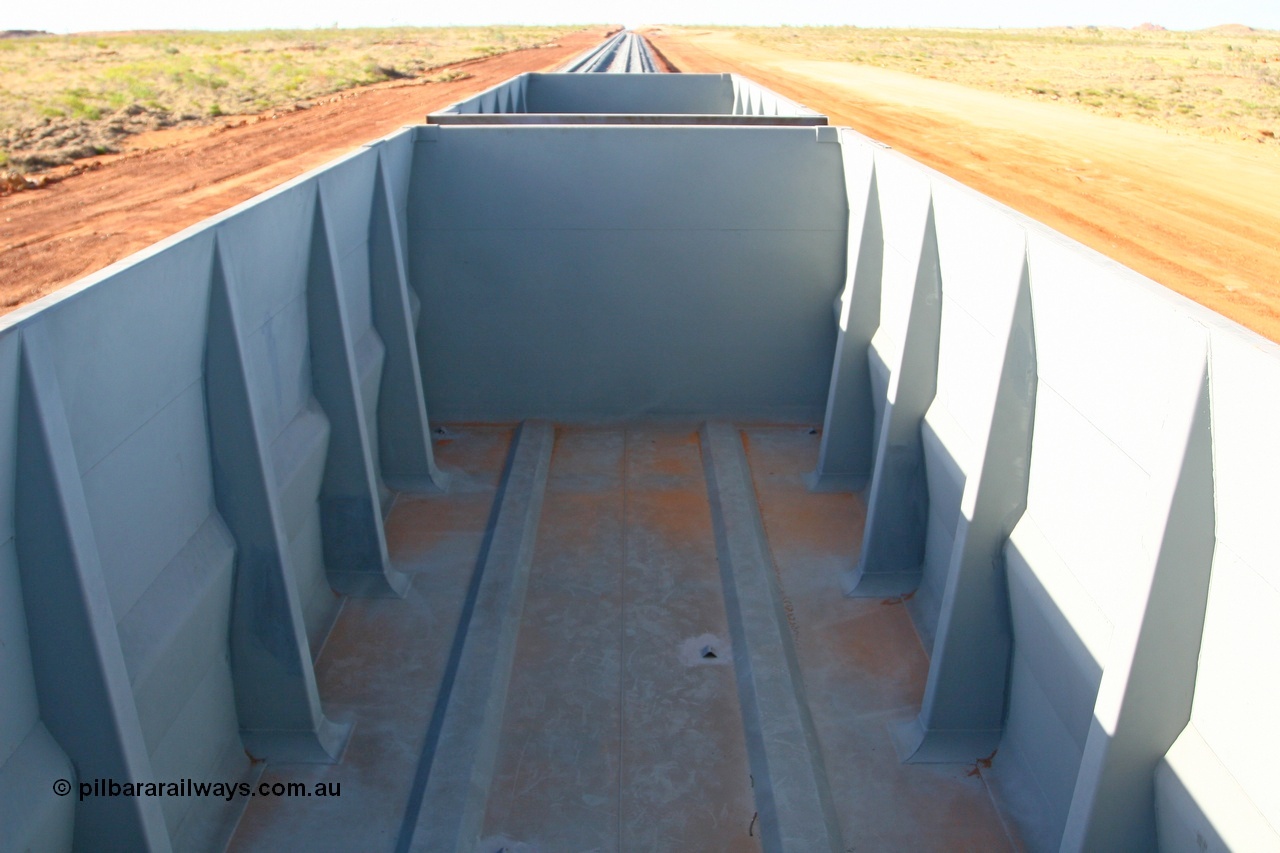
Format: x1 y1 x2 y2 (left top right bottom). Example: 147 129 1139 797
0 28 616 312
649 30 1280 344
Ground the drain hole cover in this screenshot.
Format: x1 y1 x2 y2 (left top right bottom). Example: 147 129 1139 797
680 633 731 666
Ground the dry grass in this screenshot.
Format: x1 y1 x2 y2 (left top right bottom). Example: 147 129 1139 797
0 26 586 170
724 25 1280 143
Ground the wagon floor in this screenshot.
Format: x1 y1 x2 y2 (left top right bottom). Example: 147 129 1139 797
228 423 1016 852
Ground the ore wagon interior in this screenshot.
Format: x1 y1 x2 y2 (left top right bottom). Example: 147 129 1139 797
2 39 1276 853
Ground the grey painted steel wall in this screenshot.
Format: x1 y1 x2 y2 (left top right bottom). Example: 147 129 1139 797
823 125 1280 851
528 73 723 113
407 123 846 423
0 130 445 851
2 73 1278 853
430 72 826 124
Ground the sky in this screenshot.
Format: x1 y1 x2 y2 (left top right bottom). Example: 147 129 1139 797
5 0 1279 34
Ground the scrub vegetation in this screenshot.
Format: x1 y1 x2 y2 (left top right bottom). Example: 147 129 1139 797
0 26 582 173
728 24 1280 143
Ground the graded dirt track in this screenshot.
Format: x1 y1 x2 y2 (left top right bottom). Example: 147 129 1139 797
0 28 615 312
648 29 1280 343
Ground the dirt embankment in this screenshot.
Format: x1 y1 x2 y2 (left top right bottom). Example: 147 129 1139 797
648 29 1280 344
0 28 614 311
0 26 591 177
